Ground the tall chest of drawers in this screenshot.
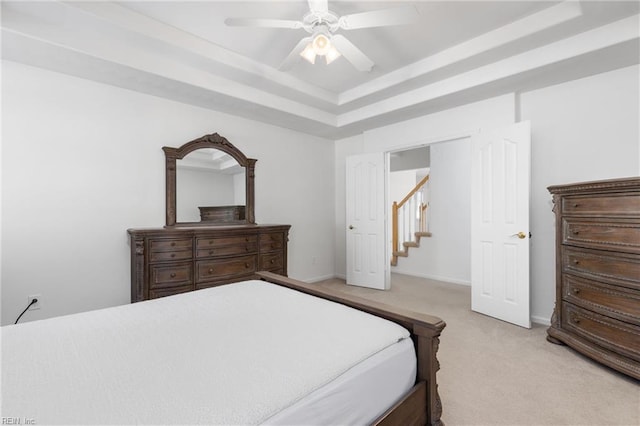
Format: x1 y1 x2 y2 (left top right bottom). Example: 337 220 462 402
547 177 640 379
128 224 290 302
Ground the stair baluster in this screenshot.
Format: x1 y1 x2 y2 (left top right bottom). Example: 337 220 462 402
391 175 431 266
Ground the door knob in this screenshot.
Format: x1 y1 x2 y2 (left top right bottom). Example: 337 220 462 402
349 225 355 230
511 231 527 239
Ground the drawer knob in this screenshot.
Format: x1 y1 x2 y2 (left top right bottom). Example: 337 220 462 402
572 316 581 324
573 203 579 208
208 268 214 274
209 250 214 255
271 244 275 249
572 230 579 235
246 246 250 252
573 288 581 294
245 262 250 268
170 273 176 278
170 253 175 258
270 259 275 264
209 241 214 245
171 242 175 247
573 260 580 265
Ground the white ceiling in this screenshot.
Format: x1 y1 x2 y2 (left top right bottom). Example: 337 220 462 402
2 1 639 139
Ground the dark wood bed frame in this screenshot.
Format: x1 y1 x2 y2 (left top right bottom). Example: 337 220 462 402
258 271 446 426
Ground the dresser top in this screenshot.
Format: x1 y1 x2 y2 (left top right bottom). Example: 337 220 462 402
128 224 290 236
548 177 640 195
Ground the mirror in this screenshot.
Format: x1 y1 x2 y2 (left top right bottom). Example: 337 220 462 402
176 149 246 222
164 133 256 226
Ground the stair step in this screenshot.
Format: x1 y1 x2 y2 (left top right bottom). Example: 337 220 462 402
415 231 432 237
393 251 408 257
403 241 419 248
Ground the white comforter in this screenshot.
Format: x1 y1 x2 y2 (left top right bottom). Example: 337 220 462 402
2 280 409 425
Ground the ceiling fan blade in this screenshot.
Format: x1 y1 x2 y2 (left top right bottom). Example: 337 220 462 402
308 0 328 14
225 18 303 29
339 5 418 30
331 34 374 72
279 37 312 70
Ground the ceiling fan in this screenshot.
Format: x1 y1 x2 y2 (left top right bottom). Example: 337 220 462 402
225 0 419 72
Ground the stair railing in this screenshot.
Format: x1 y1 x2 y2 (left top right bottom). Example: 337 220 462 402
392 175 430 255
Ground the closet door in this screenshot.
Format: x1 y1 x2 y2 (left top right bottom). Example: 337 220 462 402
471 121 531 328
346 152 389 290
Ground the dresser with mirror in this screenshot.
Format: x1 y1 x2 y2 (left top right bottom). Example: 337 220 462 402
128 133 290 302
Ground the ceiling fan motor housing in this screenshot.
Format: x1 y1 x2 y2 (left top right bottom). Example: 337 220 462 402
302 10 340 33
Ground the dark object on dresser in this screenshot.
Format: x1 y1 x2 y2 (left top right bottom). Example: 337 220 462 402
128 225 290 302
547 177 640 379
199 205 246 222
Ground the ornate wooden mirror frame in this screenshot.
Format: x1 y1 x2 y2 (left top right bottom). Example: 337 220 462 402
163 133 256 227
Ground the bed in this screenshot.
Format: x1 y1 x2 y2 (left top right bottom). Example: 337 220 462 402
2 272 446 425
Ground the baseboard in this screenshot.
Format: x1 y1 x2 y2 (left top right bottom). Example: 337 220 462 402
304 274 340 283
531 315 551 326
392 271 471 286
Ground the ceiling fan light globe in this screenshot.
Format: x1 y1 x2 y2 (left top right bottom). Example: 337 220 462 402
325 45 341 64
300 43 317 64
312 33 330 55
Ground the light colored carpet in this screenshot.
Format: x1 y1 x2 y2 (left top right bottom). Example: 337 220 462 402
314 273 639 426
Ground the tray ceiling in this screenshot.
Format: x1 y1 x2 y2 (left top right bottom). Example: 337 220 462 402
2 1 639 138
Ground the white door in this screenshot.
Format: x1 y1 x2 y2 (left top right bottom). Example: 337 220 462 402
471 121 531 328
346 153 389 290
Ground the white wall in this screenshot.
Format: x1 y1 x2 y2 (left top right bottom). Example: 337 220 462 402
520 64 639 324
389 170 417 208
1 60 335 325
392 138 472 285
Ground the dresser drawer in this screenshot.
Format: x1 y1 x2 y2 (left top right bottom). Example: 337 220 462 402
196 255 257 282
149 238 193 263
562 274 640 325
196 242 257 259
150 249 193 262
562 194 640 217
260 252 284 271
150 263 193 288
149 238 192 252
260 233 284 251
562 218 640 254
562 302 640 361
562 248 640 289
196 235 257 248
149 285 193 299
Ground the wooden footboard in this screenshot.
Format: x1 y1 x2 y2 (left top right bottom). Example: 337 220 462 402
257 271 446 426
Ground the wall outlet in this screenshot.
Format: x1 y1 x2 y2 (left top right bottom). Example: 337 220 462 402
28 294 41 310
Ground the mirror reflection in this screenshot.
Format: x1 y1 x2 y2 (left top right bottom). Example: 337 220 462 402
176 148 246 223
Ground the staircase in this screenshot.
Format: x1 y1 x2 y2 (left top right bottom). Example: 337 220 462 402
391 175 431 266
391 231 432 266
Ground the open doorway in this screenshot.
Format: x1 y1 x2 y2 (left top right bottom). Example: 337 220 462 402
388 137 472 286
389 146 431 266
